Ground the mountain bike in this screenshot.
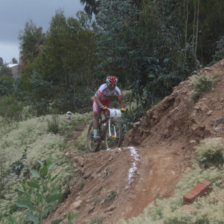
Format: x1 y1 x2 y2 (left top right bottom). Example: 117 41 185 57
87 108 123 152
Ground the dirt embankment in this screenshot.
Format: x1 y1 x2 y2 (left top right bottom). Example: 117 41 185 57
45 60 224 224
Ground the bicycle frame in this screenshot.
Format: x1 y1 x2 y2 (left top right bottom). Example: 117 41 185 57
100 108 121 138
87 108 122 152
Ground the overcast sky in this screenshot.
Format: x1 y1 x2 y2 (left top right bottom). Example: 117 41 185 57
0 0 83 64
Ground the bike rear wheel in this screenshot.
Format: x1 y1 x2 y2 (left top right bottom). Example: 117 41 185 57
87 121 101 152
104 120 122 150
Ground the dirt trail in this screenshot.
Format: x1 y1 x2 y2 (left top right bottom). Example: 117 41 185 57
45 60 224 224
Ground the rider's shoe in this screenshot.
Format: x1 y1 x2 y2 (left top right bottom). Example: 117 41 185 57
93 129 100 141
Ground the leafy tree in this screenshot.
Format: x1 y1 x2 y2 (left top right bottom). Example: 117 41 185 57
18 20 45 64
193 0 224 64
11 58 18 64
20 10 98 113
96 0 138 86
212 36 224 62
80 0 144 15
80 0 100 15
96 0 197 110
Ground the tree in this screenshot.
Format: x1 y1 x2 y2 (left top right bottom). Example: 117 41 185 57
19 20 45 64
80 0 100 15
20 10 98 113
0 64 13 77
96 0 197 109
80 0 144 15
96 0 138 85
12 58 18 64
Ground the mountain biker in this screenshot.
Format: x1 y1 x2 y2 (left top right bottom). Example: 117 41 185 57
92 75 126 139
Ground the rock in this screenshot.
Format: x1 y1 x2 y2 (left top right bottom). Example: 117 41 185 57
207 110 213 116
72 200 82 209
65 152 72 158
132 121 140 128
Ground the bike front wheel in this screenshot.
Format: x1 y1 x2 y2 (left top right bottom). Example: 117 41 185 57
87 121 101 152
104 120 122 150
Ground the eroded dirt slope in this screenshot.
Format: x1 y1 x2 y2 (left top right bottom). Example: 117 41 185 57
45 60 224 224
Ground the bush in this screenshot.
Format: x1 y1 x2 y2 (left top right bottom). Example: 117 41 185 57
190 73 213 101
0 96 24 122
47 115 60 134
195 138 224 168
15 159 62 223
0 75 14 96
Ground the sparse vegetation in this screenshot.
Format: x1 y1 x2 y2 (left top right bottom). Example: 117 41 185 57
190 72 214 101
47 114 60 134
102 169 112 179
105 190 117 204
196 138 224 168
78 180 85 190
123 137 224 224
92 196 101 206
88 217 103 224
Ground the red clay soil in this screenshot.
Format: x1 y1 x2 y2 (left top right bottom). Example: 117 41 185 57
44 59 224 224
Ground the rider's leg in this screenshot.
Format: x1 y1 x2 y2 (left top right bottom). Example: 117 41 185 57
93 98 101 138
93 113 100 129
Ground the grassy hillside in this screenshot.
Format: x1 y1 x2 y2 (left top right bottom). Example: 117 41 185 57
0 112 92 221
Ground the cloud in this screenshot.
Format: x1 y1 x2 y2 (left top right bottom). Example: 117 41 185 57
0 0 83 63
0 41 20 63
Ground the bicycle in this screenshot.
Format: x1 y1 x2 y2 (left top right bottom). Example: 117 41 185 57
87 108 123 152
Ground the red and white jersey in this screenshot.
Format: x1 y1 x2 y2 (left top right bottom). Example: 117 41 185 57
95 83 122 99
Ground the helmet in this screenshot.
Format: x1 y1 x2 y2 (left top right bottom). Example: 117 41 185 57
106 75 117 86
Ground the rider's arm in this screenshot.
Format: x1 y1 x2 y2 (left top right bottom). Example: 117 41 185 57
118 96 125 108
116 86 125 110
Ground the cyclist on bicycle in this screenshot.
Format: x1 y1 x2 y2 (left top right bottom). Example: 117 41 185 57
92 75 126 139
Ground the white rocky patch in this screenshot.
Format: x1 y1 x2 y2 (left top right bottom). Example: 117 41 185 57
126 146 139 188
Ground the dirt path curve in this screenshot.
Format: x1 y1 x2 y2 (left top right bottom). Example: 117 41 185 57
44 142 192 224
122 143 192 221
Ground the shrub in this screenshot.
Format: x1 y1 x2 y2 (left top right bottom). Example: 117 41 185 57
15 159 63 223
190 73 213 101
0 75 14 96
47 115 60 134
195 138 224 168
105 190 117 204
0 96 24 122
